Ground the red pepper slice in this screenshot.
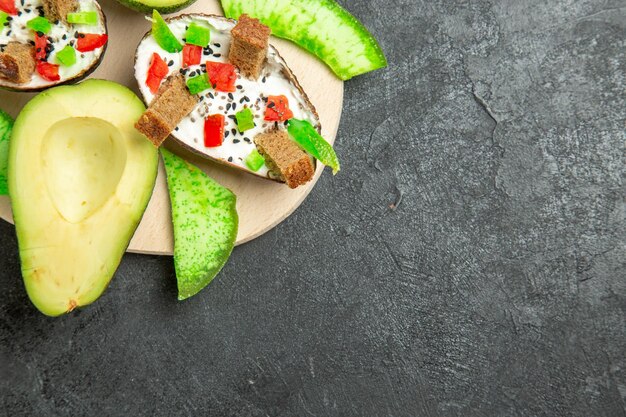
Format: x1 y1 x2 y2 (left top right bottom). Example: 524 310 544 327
34 33 48 61
205 61 237 92
182 44 202 68
264 95 294 122
0 0 17 15
204 114 225 148
76 33 108 52
36 62 60 81
145 53 169 94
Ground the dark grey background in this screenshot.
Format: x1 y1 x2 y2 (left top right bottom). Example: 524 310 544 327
1 0 625 415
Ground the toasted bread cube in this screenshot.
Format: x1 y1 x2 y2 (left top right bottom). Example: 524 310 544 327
254 130 315 188
0 42 35 84
42 0 78 22
135 74 198 147
228 14 270 79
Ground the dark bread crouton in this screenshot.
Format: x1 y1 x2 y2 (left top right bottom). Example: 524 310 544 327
135 74 198 147
0 42 35 84
42 0 78 23
254 130 315 189
228 14 270 79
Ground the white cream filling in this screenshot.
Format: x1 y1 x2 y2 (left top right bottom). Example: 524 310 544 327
0 0 106 89
135 15 319 178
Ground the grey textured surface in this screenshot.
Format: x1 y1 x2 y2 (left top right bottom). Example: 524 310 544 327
1 0 625 415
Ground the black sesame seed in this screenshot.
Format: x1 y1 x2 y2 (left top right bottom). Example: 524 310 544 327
208 92 214 99
79 33 85 38
227 115 236 120
233 139 240 143
179 68 185 74
214 53 221 57
262 76 266 83
167 60 174 67
174 127 179 131
20 0 24 5
244 137 251 143
232 103 237 111
54 20 59 25
228 156 233 162
284 121 289 126
231 128 236 135
16 11 21 16
236 85 242 90
267 102 275 108
226 103 231 111
228 93 234 100
74 31 79 38
225 131 229 138
36 31 43 37
28 40 35 46
214 43 221 47
62 34 67 40
239 97 245 104
24 8 30 13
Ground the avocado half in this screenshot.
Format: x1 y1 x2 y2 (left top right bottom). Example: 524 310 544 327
134 14 320 183
0 2 108 93
8 80 159 316
114 0 198 15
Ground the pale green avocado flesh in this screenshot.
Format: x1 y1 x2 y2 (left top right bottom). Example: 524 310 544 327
161 149 238 301
8 80 159 316
115 0 197 15
221 0 387 80
0 109 13 195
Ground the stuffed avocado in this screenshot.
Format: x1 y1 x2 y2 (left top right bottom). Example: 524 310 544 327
135 12 339 189
0 0 108 91
9 80 158 316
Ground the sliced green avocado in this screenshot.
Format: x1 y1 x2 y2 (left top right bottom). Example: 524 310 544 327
114 0 197 15
0 109 13 195
161 149 238 301
9 80 159 316
221 0 387 80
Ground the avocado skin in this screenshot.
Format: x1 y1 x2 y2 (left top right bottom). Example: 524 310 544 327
0 110 13 195
114 0 198 15
161 148 238 301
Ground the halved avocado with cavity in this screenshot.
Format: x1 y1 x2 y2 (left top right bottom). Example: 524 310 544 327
114 0 197 15
8 79 158 316
0 2 108 92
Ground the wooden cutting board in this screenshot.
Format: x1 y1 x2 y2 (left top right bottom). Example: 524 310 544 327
0 0 344 255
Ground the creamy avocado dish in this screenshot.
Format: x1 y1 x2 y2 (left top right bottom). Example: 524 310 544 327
0 0 107 91
135 12 340 189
